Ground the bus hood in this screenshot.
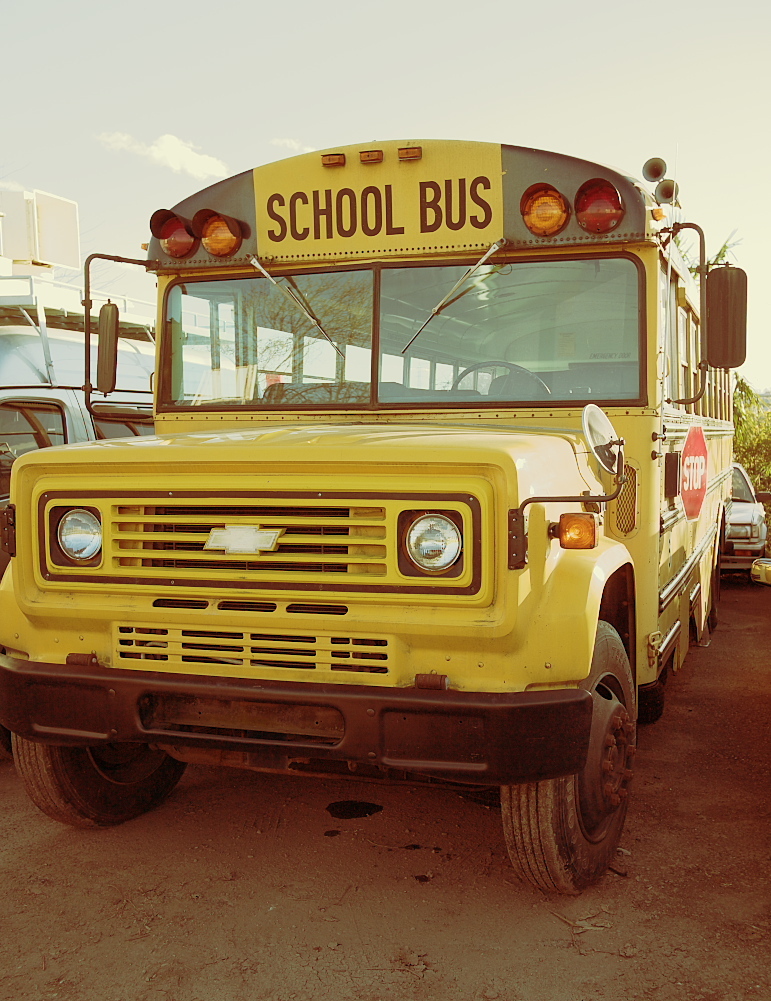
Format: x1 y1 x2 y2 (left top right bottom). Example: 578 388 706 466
16 421 601 499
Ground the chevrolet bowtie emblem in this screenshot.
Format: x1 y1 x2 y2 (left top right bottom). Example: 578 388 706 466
204 525 284 555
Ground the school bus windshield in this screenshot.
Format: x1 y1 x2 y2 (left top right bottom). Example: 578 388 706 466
163 255 642 408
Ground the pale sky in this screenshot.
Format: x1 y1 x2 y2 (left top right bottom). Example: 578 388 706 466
3 0 770 386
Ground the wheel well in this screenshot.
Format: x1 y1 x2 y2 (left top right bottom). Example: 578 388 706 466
599 564 636 681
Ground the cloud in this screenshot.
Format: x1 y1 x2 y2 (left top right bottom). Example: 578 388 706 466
270 138 317 154
99 132 228 181
0 180 25 192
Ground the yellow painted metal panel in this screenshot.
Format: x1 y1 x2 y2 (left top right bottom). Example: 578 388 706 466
254 140 504 262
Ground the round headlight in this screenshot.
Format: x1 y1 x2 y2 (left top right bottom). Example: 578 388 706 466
405 514 462 572
57 509 102 561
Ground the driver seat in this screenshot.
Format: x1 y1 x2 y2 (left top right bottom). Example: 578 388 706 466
488 371 550 402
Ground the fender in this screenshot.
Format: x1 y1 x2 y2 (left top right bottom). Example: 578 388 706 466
520 538 634 687
0 564 33 657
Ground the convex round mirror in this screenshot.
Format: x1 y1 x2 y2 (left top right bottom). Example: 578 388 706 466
582 404 624 474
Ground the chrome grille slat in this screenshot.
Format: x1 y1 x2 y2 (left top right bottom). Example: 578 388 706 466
112 500 388 579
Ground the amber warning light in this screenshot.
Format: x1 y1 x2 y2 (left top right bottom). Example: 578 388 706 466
193 210 244 257
521 185 570 237
151 209 245 259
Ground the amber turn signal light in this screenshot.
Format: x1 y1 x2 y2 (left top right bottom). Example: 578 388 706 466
550 512 599 550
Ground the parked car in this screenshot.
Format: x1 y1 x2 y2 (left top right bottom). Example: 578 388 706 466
720 463 771 571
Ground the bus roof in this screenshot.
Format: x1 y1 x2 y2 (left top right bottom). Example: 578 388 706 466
147 140 656 272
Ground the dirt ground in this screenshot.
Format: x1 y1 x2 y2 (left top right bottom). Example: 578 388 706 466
1 575 770 1001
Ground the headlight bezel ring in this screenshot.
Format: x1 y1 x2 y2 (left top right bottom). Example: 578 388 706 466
400 510 464 576
51 506 104 566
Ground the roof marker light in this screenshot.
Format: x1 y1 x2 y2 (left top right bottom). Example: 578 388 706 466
321 153 346 167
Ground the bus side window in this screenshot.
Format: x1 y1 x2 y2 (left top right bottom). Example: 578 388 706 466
0 401 66 497
678 307 689 404
660 269 679 402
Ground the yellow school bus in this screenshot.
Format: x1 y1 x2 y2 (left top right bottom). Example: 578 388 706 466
0 140 746 893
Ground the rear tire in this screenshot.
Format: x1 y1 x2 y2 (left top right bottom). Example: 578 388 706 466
501 622 636 894
708 556 720 632
708 530 722 631
12 736 187 828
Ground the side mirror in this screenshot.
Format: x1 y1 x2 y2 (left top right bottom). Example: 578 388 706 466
96 301 120 395
756 492 771 505
706 266 747 369
751 558 771 586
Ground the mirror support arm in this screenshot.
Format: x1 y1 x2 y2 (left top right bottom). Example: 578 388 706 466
82 253 159 419
508 450 627 569
667 222 708 407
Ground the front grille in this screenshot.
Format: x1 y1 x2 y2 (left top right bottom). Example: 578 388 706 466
111 501 388 581
116 624 390 675
42 490 480 596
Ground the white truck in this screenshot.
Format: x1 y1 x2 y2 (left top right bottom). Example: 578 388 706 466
0 272 156 754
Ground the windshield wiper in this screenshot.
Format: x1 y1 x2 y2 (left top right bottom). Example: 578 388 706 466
401 238 508 354
249 256 344 359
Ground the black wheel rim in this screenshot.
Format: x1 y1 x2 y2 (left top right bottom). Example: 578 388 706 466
577 673 635 842
86 744 167 785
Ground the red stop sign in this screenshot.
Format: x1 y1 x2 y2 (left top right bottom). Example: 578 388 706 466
681 425 708 520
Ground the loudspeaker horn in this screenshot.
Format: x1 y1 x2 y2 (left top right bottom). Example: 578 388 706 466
654 178 679 204
642 157 667 182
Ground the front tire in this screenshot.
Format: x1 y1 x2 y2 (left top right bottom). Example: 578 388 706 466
501 621 636 894
12 736 187 828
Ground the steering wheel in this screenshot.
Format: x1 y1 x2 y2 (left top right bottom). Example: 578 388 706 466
451 360 551 398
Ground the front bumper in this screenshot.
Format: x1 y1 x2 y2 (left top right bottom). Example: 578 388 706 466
721 538 766 570
0 653 592 786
